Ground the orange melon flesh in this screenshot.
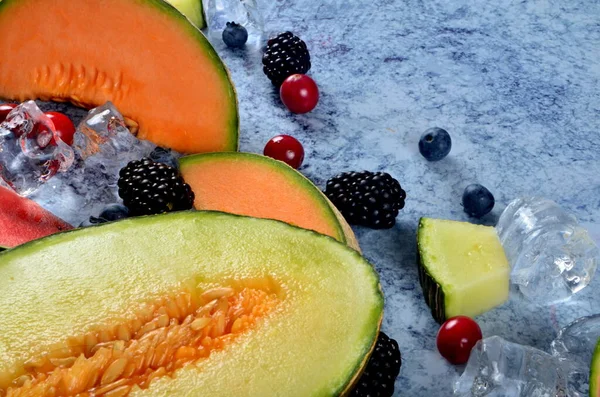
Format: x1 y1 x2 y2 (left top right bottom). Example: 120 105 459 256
3 283 280 396
0 0 238 154
179 152 358 249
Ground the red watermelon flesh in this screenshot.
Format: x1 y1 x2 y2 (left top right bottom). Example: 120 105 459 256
0 185 73 248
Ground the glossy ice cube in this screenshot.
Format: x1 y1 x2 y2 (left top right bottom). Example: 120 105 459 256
30 103 156 226
0 101 74 195
496 197 599 305
550 314 600 396
454 336 569 397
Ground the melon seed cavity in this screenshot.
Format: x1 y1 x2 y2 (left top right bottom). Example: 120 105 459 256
1 283 281 397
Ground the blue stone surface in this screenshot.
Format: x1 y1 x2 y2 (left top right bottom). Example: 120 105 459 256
3 0 599 394
211 0 600 394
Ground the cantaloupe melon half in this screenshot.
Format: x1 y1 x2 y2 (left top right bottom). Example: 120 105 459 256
179 152 360 251
0 211 383 396
0 0 238 154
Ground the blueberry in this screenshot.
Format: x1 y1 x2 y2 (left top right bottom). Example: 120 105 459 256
99 204 130 221
222 22 248 48
462 184 495 218
79 216 108 228
149 147 178 169
419 127 452 161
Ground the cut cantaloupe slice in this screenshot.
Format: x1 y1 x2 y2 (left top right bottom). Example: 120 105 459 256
179 152 359 250
0 211 383 396
0 0 238 154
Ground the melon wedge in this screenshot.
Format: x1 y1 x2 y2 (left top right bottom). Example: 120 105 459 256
0 185 72 248
0 0 238 154
179 152 359 250
417 217 510 322
0 211 383 396
167 0 206 29
592 338 600 397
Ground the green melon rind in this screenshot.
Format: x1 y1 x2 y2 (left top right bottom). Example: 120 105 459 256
591 338 600 397
0 211 383 395
417 217 447 323
179 152 352 248
167 0 206 29
0 0 238 151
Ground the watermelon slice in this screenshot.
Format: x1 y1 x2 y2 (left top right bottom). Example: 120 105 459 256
0 186 73 248
592 338 600 397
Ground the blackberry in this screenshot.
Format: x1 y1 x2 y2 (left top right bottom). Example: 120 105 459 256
262 31 311 86
350 332 402 397
117 158 194 216
325 171 406 229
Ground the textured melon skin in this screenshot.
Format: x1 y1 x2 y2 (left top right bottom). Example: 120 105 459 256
179 152 360 251
0 0 238 154
592 338 600 397
0 211 382 395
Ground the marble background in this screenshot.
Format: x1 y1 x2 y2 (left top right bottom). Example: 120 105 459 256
212 0 600 394
14 0 600 395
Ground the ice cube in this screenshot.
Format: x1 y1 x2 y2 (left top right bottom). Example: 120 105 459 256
0 101 74 195
454 336 570 397
204 0 265 48
550 314 600 396
30 103 156 226
496 197 599 305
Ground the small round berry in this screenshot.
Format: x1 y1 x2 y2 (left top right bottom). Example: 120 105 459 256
436 316 483 365
149 147 179 169
263 135 305 169
419 127 452 161
45 111 76 146
462 184 495 218
99 204 130 222
79 216 108 228
222 22 248 48
280 74 319 114
0 103 18 124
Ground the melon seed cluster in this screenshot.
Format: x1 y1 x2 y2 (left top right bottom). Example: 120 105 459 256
3 286 280 397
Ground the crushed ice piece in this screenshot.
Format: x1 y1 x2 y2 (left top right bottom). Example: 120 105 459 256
30 102 157 226
496 197 599 305
0 101 74 195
